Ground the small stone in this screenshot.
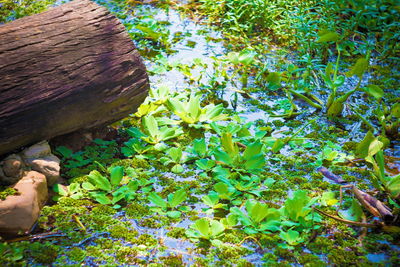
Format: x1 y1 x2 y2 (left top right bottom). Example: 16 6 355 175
22 141 51 160
0 168 20 185
26 155 61 186
2 154 23 178
0 171 48 236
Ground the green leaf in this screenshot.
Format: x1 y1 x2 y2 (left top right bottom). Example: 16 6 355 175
339 198 363 222
221 132 238 157
244 154 265 170
210 220 225 237
193 138 207 157
195 159 216 171
280 230 304 245
247 201 269 223
168 189 187 208
362 85 384 99
327 100 344 117
355 131 375 158
202 193 219 207
53 184 68 196
87 170 112 192
271 139 286 153
192 218 210 239
167 147 182 162
213 150 233 165
188 94 201 121
317 31 340 43
346 57 368 78
167 210 182 218
243 141 263 161
82 182 96 191
143 115 159 138
391 103 400 118
148 192 167 208
284 190 312 221
320 191 338 206
214 182 229 194
266 72 281 87
56 146 73 158
387 175 400 198
109 166 124 187
89 192 112 205
171 164 184 174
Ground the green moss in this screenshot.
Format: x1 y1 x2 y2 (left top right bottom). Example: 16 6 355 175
297 253 325 266
125 203 151 218
109 224 138 242
218 244 249 259
0 187 19 200
167 227 186 239
115 247 138 264
139 217 162 228
91 205 117 216
111 158 150 169
134 234 158 247
327 248 367 266
220 232 241 243
160 255 184 266
308 236 335 254
66 247 86 263
29 242 59 264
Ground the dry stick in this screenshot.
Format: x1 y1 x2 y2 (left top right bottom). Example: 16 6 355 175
347 185 394 221
5 232 66 243
237 235 263 249
72 214 87 232
358 214 368 247
313 208 381 228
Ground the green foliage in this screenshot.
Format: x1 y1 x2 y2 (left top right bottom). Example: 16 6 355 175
148 189 188 218
166 94 227 126
141 115 183 144
160 147 187 173
0 242 24 265
53 183 84 201
186 218 225 246
230 200 280 234
213 133 265 172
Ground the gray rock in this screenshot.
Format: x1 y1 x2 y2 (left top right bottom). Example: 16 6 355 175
0 171 48 236
0 154 24 185
22 141 51 160
2 154 23 178
26 155 61 186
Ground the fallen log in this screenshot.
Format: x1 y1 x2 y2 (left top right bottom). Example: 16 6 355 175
0 0 149 156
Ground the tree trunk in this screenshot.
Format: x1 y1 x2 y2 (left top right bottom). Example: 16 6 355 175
0 0 149 156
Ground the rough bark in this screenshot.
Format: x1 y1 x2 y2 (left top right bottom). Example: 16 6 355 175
0 0 149 156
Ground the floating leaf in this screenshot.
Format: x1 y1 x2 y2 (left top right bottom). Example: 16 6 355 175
362 85 384 100
317 31 340 43
110 166 124 187
149 192 168 209
346 57 368 78
168 189 187 208
87 170 112 192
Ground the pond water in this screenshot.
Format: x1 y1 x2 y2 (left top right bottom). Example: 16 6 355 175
3 0 400 266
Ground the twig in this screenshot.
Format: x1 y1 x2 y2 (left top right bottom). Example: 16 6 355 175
313 207 381 228
237 235 263 249
5 232 66 243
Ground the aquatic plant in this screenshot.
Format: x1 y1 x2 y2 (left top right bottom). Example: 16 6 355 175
148 188 188 218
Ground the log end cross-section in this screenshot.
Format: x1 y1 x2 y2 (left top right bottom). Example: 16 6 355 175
0 0 149 156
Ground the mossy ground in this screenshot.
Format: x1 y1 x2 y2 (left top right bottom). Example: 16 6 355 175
1 0 400 266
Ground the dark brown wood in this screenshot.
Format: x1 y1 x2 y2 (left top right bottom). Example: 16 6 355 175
0 0 149 156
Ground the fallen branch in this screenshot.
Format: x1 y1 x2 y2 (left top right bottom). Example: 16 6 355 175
313 208 381 228
317 167 347 184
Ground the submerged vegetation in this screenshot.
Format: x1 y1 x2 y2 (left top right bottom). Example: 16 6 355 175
1 0 399 265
